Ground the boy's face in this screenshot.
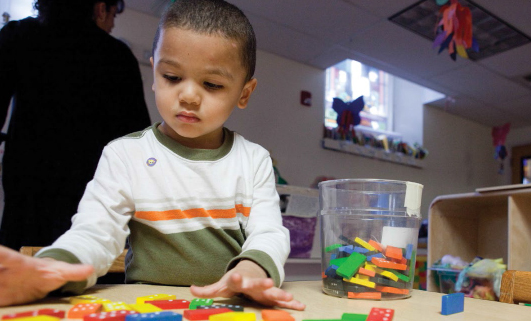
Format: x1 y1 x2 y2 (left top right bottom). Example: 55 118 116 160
151 27 257 149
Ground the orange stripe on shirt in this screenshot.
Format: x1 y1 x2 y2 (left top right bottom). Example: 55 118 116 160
136 205 251 221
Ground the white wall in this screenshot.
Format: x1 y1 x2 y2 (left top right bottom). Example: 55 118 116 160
114 9 505 218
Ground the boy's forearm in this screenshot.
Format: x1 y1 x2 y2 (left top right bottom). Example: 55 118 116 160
231 259 268 279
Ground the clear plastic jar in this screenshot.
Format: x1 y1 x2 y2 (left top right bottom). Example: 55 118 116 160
319 179 423 300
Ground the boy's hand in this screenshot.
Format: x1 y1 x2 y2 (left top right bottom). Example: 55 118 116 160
190 260 305 311
0 245 94 307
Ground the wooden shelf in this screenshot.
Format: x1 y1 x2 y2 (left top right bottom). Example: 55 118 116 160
322 138 424 168
427 186 531 292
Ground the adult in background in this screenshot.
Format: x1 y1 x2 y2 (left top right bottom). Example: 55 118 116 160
0 0 151 250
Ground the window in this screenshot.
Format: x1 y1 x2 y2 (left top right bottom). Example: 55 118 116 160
1 0 36 25
325 59 394 135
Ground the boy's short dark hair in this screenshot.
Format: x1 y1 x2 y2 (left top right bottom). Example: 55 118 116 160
152 0 256 82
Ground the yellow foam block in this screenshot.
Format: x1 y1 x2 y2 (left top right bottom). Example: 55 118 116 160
70 295 111 305
209 312 256 321
354 237 376 252
128 303 163 313
102 302 133 312
136 294 176 304
356 274 370 281
374 268 399 282
344 276 376 288
364 262 377 271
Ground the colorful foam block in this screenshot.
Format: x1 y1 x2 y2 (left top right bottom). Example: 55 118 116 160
145 300 190 310
2 309 65 320
354 237 376 252
368 240 384 253
84 310 137 321
189 299 214 310
126 311 182 321
261 310 294 321
71 296 111 305
441 292 464 315
102 303 134 312
366 308 394 321
325 244 343 252
344 275 376 288
136 294 177 304
197 305 243 312
68 304 103 319
183 308 232 320
384 246 403 260
209 312 256 321
371 257 407 271
405 244 413 260
375 286 409 295
341 313 369 321
347 292 381 300
336 252 366 279
128 304 162 313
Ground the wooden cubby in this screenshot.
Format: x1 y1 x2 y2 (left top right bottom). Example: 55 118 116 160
427 185 531 292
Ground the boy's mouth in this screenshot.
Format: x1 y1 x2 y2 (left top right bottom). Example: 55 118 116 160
176 112 200 123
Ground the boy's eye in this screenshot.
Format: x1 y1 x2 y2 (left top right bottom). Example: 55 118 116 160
163 75 180 82
204 82 223 90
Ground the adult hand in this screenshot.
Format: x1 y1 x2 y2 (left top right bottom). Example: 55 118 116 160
190 260 305 311
0 245 94 307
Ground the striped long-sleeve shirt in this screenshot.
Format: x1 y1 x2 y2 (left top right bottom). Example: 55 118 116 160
37 124 290 292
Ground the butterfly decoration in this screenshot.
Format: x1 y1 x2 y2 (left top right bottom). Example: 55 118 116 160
433 0 478 61
492 122 510 174
332 96 364 136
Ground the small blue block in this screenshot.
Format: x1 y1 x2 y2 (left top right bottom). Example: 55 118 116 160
405 244 413 260
331 253 337 260
325 264 339 278
126 311 182 321
366 252 384 260
441 292 464 315
339 245 354 254
353 246 369 254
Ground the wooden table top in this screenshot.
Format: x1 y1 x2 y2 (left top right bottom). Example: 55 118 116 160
0 281 529 321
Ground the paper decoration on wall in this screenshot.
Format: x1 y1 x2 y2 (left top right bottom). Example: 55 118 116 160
332 96 364 135
433 0 478 61
492 122 510 174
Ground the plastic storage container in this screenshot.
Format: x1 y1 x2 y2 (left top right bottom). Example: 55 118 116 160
429 267 461 294
319 179 423 300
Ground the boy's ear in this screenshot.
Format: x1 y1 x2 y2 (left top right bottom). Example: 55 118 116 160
93 2 107 21
237 78 258 110
150 57 155 92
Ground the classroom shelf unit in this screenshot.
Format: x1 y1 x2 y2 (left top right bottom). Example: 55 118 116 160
427 185 531 292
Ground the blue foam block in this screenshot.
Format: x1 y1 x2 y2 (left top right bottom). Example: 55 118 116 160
441 292 464 315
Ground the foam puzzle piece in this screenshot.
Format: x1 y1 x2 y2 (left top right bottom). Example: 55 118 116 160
366 308 394 321
336 252 366 279
354 237 376 252
137 295 177 304
261 310 294 321
125 311 182 321
209 312 256 321
368 240 384 253
2 309 65 320
347 292 382 300
341 313 369 321
71 296 111 305
145 300 190 310
197 305 244 312
371 257 407 271
128 304 163 313
189 299 214 310
84 310 137 321
68 304 103 319
102 302 134 312
384 246 402 260
441 292 464 315
183 308 232 320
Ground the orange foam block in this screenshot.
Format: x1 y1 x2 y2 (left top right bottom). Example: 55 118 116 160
357 267 376 277
368 240 384 253
375 286 409 295
261 310 295 321
347 292 382 300
371 257 407 271
68 303 102 319
385 246 403 260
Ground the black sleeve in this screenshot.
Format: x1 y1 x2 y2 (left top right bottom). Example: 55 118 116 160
0 21 18 136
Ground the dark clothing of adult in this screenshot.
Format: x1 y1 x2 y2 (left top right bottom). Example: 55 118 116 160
0 17 151 250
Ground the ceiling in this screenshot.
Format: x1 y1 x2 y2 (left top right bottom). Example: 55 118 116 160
126 0 531 129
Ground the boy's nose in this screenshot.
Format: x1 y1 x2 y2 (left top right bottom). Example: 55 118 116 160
178 82 201 106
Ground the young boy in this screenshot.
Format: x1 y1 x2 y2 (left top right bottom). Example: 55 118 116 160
0 0 305 311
